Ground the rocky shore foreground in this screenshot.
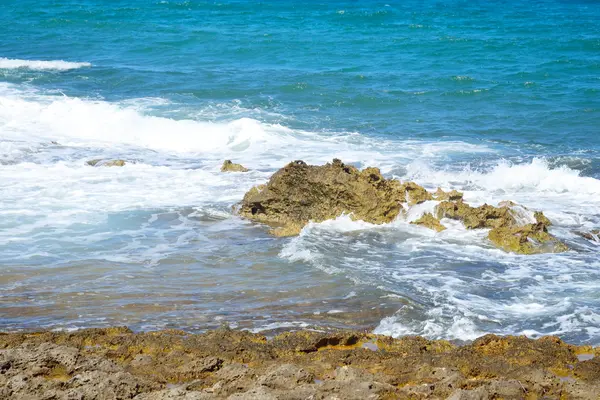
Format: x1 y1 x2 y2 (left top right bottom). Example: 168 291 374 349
1 327 599 399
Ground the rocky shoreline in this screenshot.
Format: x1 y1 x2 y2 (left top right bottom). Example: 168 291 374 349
1 327 599 399
236 159 570 254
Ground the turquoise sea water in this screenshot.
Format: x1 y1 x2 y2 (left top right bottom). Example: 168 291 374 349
1 1 600 344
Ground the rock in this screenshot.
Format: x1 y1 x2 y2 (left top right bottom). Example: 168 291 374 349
1 328 599 399
221 160 249 172
575 229 599 242
238 159 413 236
238 159 567 254
257 364 313 389
435 200 516 229
435 200 568 254
534 211 552 226
411 213 446 232
488 223 569 255
87 159 127 167
404 181 433 205
433 188 464 201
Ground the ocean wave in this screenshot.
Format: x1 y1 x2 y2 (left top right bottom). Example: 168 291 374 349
0 83 494 167
0 57 91 71
404 157 600 196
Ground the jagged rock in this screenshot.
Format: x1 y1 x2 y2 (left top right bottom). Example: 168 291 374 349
221 160 249 172
534 211 552 226
412 213 446 232
1 328 599 400
433 188 463 201
436 200 516 229
239 159 415 236
87 159 127 167
435 200 567 254
238 159 567 254
489 223 569 255
575 229 599 242
404 181 433 205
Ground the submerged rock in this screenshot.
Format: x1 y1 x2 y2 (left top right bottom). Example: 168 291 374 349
221 160 249 172
87 159 127 167
575 229 600 243
435 200 567 254
412 212 446 232
238 159 417 236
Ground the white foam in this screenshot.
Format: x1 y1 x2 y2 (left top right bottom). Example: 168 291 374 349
0 58 91 71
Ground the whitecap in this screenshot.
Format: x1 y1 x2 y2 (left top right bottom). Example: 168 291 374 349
0 57 91 71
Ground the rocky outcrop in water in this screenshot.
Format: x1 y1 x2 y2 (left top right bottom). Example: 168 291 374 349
412 212 446 232
575 229 600 243
87 159 127 167
221 160 249 172
238 159 568 254
238 159 421 236
1 327 598 399
436 200 568 254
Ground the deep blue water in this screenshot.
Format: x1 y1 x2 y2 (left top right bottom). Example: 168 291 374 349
1 0 600 344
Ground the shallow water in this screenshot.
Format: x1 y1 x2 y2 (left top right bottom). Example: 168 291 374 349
1 0 600 344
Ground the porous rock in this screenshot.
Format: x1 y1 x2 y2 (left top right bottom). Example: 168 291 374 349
238 159 415 236
575 229 600 243
221 160 249 173
435 200 568 254
412 212 447 232
87 159 127 167
0 328 598 399
238 159 568 254
433 188 464 201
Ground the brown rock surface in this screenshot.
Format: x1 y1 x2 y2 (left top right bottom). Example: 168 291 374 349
489 223 569 255
238 159 413 236
575 229 600 243
435 200 568 254
221 160 249 173
1 327 598 399
433 188 464 201
412 212 447 232
87 159 127 167
237 159 567 254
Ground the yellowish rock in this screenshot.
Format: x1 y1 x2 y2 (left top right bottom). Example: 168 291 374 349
488 223 569 255
433 188 463 201
411 213 446 232
86 159 127 167
238 159 410 236
221 160 249 172
403 182 433 205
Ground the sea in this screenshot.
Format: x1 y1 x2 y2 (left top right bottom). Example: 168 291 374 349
1 0 599 345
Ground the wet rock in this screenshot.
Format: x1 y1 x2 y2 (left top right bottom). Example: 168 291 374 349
87 159 127 167
435 200 567 254
221 160 249 172
238 159 567 254
238 159 424 236
411 212 447 232
433 188 464 201
404 181 433 205
435 200 516 230
575 229 600 243
488 223 569 255
0 328 599 399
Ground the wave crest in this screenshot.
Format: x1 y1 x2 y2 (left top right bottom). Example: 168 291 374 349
0 58 91 71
